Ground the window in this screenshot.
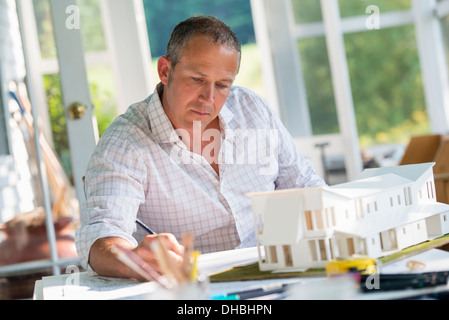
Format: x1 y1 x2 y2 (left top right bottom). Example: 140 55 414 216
430 182 435 199
344 24 427 146
309 240 318 261
289 0 429 147
34 0 118 179
318 239 327 261
404 186 413 205
426 181 435 199
339 0 411 18
283 245 293 266
355 199 364 219
269 246 278 263
346 238 355 256
298 37 339 135
305 210 314 230
328 239 335 259
315 210 325 229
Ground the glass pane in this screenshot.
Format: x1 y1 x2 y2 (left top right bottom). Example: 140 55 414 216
78 0 107 52
291 0 323 24
344 25 429 147
142 0 255 58
33 0 56 59
339 0 411 18
297 37 339 135
142 0 263 96
44 73 72 177
86 66 118 136
34 0 107 58
44 67 118 181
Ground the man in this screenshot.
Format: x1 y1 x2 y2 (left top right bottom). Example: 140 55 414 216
75 15 325 279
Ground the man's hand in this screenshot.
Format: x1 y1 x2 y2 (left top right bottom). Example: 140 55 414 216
89 233 184 280
133 233 185 275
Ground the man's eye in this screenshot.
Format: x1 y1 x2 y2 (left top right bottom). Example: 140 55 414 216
192 77 201 82
216 83 227 89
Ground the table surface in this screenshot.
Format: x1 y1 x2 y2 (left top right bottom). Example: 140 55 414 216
33 246 449 300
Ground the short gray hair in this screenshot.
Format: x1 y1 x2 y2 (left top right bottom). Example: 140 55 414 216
165 15 241 69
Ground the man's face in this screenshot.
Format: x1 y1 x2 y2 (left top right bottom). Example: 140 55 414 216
158 35 240 132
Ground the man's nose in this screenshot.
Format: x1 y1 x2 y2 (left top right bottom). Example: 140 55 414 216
199 84 214 105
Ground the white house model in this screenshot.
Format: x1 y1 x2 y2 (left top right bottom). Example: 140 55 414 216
248 163 449 272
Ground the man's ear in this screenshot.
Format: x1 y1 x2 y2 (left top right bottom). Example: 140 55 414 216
157 56 171 85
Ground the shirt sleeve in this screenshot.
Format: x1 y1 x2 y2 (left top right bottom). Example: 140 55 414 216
75 122 147 270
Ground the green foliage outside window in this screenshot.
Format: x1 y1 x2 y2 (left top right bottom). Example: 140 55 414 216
36 0 442 180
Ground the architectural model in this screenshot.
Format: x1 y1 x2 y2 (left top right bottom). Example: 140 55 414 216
248 162 449 271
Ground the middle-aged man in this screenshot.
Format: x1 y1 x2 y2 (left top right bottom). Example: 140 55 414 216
75 15 326 280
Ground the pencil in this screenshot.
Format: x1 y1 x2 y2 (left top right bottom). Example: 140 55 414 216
190 251 200 282
136 218 156 235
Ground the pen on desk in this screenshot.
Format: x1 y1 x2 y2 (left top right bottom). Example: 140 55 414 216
360 271 449 292
211 285 287 300
136 218 156 235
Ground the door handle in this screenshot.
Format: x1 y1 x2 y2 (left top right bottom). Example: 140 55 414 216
68 102 87 119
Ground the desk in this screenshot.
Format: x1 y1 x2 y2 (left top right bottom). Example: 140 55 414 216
33 247 449 300
34 247 283 300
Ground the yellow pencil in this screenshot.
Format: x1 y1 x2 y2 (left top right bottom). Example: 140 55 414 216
190 251 200 282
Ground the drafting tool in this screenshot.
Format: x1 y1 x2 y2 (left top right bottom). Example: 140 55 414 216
326 256 377 276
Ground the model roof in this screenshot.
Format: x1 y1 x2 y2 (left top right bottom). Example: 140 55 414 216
357 162 435 182
329 173 413 199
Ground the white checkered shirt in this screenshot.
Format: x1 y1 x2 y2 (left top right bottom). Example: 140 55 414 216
75 85 325 269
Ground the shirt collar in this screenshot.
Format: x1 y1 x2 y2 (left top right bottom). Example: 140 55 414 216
147 84 177 144
218 101 235 132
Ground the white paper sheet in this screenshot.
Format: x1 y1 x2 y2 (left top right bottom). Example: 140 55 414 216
381 248 449 274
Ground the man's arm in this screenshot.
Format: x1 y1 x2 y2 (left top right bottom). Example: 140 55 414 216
88 234 184 280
